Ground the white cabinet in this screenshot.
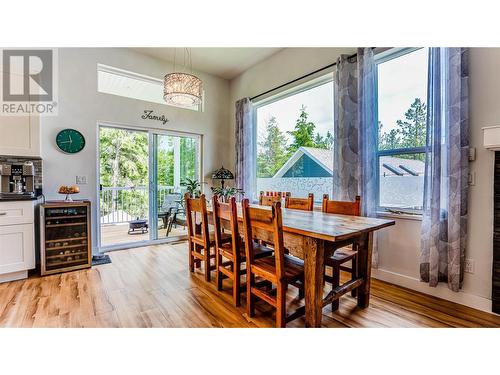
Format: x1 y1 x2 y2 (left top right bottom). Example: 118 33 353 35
0 224 34 274
0 200 34 226
0 201 35 282
0 65 41 157
483 125 500 151
0 114 40 157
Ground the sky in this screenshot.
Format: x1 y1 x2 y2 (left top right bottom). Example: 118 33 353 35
377 48 428 133
256 80 334 148
256 48 428 147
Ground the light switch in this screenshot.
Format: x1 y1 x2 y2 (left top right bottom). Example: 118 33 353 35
76 175 87 185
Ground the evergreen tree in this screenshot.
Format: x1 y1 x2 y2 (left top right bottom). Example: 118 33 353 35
397 98 427 149
379 121 402 150
287 105 333 152
314 130 334 150
378 98 427 161
314 133 324 148
323 131 334 150
287 105 317 152
257 116 289 177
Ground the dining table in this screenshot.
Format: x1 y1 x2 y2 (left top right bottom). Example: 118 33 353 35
206 203 395 327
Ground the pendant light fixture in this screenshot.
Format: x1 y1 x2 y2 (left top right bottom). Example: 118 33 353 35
164 48 203 107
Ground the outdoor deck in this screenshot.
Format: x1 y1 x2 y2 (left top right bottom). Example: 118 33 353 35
101 223 187 247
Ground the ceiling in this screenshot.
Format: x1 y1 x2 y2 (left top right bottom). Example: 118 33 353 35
132 48 283 80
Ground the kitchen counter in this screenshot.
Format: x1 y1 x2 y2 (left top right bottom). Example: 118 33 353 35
0 194 42 201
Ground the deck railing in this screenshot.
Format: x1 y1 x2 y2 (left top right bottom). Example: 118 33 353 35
100 185 175 224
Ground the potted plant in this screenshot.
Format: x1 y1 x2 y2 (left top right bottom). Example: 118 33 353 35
210 186 244 202
180 178 205 198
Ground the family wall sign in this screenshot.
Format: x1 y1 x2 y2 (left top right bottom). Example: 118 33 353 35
141 110 169 125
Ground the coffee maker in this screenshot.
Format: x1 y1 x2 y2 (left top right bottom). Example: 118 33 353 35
0 162 36 196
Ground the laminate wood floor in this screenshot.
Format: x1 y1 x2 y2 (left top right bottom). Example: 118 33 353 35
1 242 499 328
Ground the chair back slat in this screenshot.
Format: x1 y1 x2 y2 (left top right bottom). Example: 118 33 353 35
285 193 314 211
212 196 240 260
259 191 291 206
241 199 285 280
184 193 210 246
322 194 361 216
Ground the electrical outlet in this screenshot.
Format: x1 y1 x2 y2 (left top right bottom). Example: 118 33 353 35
76 175 87 185
464 258 475 274
468 172 476 186
469 147 476 161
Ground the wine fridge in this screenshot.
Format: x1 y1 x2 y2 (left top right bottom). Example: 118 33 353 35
40 201 92 275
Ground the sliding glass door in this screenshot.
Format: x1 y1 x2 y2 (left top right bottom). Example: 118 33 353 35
152 133 200 241
99 124 201 250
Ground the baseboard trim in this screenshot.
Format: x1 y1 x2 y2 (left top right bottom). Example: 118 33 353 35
0 270 28 283
371 268 493 314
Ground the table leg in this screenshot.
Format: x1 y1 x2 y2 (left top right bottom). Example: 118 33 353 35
357 232 373 308
304 237 324 328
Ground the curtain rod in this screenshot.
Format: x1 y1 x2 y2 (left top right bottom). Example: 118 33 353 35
250 50 359 102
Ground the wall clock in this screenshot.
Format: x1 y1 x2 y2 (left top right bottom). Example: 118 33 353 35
56 129 86 154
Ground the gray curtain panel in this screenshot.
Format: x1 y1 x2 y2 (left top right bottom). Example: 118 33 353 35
333 48 379 266
235 98 255 201
420 48 469 292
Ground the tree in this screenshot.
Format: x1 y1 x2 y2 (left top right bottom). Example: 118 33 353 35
180 137 197 181
99 128 149 218
157 148 174 187
378 98 427 161
379 122 402 150
287 105 332 153
287 105 317 152
314 130 334 150
257 116 289 177
99 128 149 188
397 98 427 150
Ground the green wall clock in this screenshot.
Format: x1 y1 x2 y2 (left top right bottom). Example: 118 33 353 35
56 129 86 154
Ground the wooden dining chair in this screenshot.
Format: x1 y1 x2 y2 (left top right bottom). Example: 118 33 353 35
212 195 273 306
322 194 361 311
285 193 314 211
259 191 290 206
241 199 305 328
185 193 231 282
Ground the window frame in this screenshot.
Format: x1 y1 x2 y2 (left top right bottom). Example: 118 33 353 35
251 72 335 203
374 47 428 214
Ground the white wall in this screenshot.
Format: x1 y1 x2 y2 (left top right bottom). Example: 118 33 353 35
41 48 231 252
229 47 498 313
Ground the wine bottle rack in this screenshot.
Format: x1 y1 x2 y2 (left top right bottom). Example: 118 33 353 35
40 201 92 275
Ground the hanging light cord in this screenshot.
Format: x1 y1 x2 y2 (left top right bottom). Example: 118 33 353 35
170 47 194 74
172 48 177 72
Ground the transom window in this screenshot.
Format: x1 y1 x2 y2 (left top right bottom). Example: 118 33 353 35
97 64 202 111
375 48 429 213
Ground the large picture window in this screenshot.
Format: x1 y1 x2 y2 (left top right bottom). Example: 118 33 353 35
376 48 429 212
254 75 334 202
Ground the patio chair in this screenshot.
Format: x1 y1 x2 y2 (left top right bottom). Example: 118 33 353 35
158 193 182 229
165 206 187 237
